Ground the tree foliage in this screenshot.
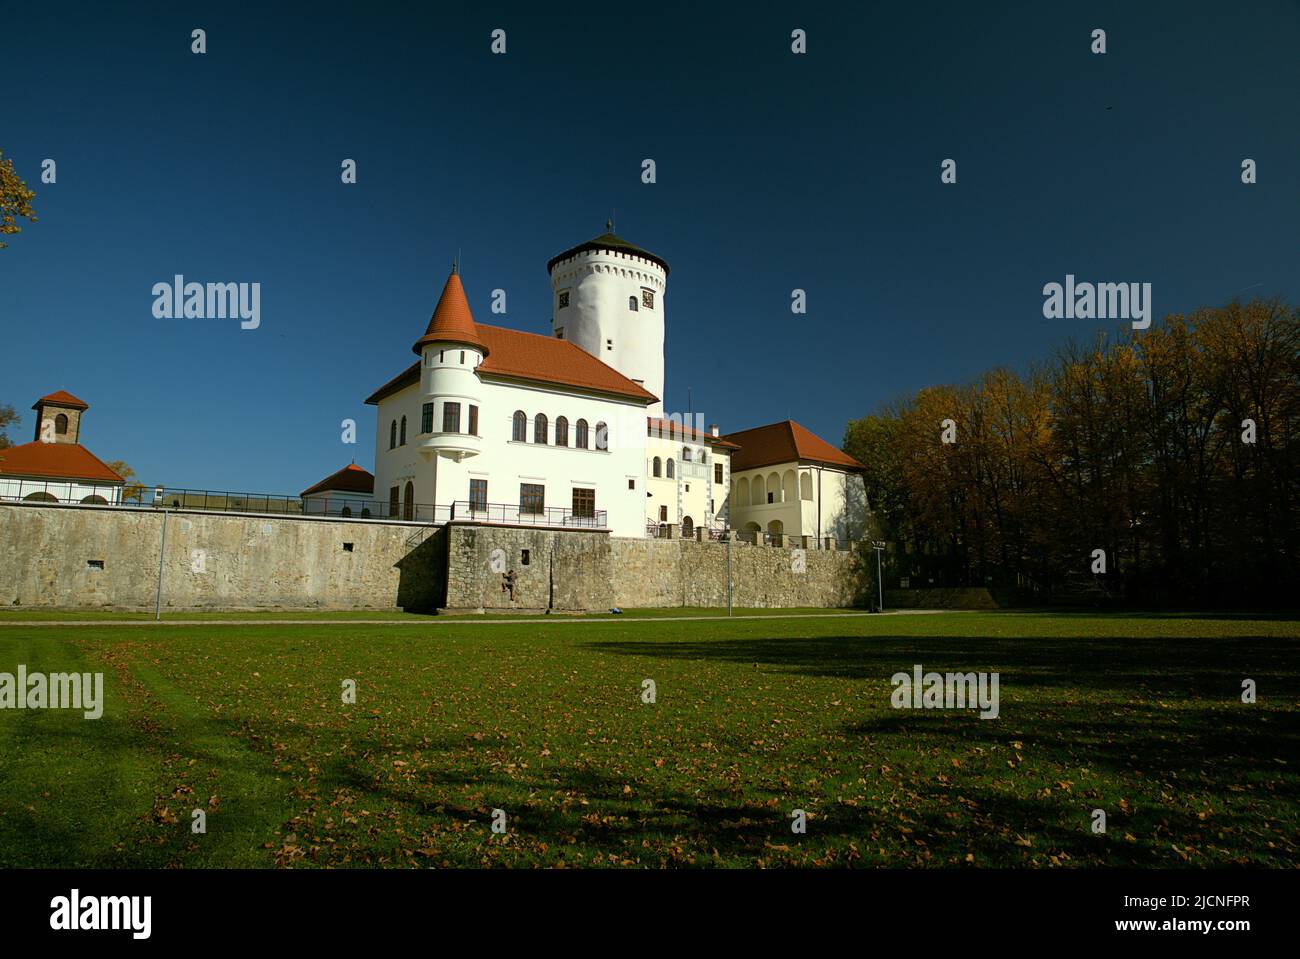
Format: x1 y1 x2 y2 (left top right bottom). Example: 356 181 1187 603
844 299 1300 605
0 150 38 249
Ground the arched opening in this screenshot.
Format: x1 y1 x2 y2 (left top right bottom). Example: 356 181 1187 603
682 446 692 462
534 413 548 444
24 491 57 502
666 458 675 479
651 457 661 478
767 519 784 544
595 422 608 451
681 516 694 537
55 413 69 435
340 505 352 518
403 481 414 521
767 472 781 503
783 470 797 503
628 295 639 311
735 477 749 506
751 475 765 506
512 411 527 442
399 416 407 445
361 508 372 518
800 471 813 500
555 416 569 447
389 420 397 449
575 419 589 449
80 494 108 505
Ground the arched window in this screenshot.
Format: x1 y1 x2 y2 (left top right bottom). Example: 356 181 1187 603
389 420 397 449
403 481 414 521
80 494 107 505
55 413 69 435
575 419 589 449
800 471 813 500
767 471 781 503
400 416 407 445
512 411 527 442
534 413 548 444
340 506 352 518
751 475 765 506
652 457 662 478
682 516 694 537
555 416 569 447
24 491 57 502
361 507 372 518
735 477 750 505
682 446 692 462
783 470 797 503
666 458 675 479
628 296 639 311
595 422 608 451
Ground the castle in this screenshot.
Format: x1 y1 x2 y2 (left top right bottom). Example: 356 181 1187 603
360 228 868 544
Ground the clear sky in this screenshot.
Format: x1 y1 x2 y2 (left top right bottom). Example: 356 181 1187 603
2 0 1297 494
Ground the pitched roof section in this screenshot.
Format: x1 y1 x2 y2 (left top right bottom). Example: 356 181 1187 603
367 324 658 405
412 269 488 355
33 390 88 411
722 420 864 472
647 417 741 450
547 231 670 276
300 463 375 498
0 442 124 483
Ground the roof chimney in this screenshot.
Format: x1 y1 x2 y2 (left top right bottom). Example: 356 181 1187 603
709 423 719 437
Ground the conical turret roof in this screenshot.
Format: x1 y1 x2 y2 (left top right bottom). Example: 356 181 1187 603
412 268 489 355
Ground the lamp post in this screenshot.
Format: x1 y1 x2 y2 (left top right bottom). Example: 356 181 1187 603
872 541 886 613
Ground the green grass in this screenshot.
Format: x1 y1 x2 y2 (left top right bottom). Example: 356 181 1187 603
0 611 1296 868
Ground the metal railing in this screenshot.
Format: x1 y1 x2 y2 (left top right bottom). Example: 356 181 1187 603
448 501 607 529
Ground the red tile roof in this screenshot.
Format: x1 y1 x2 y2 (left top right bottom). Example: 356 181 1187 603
722 420 864 472
300 463 375 498
412 269 488 355
646 417 741 449
33 390 88 411
368 324 657 405
0 442 124 483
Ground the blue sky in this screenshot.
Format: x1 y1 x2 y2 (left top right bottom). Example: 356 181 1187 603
2 0 1297 493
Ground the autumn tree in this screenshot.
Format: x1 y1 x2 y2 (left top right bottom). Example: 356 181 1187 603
0 151 37 249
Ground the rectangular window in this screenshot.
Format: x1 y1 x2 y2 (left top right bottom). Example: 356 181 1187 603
558 290 570 309
443 402 461 433
572 487 595 519
468 404 479 436
469 478 487 512
628 479 635 490
641 289 655 309
421 402 433 434
659 505 668 523
520 483 545 515
389 486 399 518
714 463 723 484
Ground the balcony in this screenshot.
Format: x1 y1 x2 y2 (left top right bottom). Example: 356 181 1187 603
447 500 607 529
418 430 481 461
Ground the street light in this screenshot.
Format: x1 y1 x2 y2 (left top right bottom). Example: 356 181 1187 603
871 541 886 613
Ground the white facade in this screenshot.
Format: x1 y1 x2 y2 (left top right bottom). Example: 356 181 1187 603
729 463 866 544
373 376 649 536
0 477 123 505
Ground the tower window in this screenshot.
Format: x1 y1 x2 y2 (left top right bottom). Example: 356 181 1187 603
55 413 69 435
421 402 433 434
628 296 638 311
460 351 465 364
469 405 479 436
606 339 613 351
443 402 461 433
558 290 570 309
641 289 655 309
555 327 565 340
439 350 445 363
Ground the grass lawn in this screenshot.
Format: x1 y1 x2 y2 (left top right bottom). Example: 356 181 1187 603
0 610 1296 868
